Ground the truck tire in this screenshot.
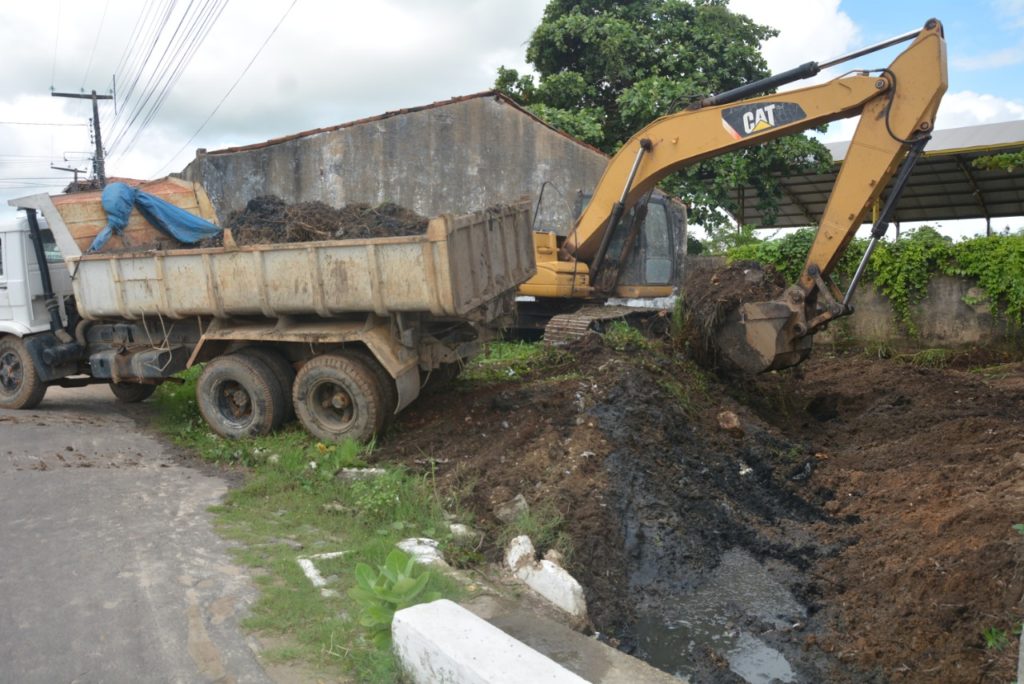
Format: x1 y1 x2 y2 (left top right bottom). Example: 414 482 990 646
344 348 397 429
292 353 383 444
234 346 296 421
109 382 157 403
0 335 47 410
197 354 286 439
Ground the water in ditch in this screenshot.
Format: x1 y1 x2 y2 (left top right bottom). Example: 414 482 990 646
633 548 804 683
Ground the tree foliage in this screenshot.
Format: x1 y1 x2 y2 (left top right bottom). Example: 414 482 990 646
496 0 833 233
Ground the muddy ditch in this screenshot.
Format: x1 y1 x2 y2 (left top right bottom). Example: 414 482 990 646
372 337 1024 683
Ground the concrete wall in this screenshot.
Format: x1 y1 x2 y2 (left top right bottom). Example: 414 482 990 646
683 257 1017 348
180 94 609 235
821 276 1016 348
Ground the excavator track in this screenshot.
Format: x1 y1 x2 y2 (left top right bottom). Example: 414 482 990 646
543 305 663 346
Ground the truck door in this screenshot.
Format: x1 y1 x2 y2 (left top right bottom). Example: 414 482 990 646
0 233 12 322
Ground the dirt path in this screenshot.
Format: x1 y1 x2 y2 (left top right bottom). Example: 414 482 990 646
373 341 1024 683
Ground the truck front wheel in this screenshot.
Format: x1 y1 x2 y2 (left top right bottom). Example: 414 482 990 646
0 336 47 410
197 355 286 438
292 354 383 444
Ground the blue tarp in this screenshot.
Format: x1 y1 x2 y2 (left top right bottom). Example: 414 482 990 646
89 182 222 252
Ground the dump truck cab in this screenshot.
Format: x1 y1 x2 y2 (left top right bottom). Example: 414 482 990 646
0 217 73 337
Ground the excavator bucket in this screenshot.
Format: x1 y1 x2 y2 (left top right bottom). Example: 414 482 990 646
713 299 813 374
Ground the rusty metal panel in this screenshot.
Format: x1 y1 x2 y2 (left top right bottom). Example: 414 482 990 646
68 202 535 322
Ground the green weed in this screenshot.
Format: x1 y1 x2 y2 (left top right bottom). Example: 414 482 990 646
461 341 568 382
603 320 649 351
496 501 574 567
902 348 955 369
981 626 1009 651
348 550 441 648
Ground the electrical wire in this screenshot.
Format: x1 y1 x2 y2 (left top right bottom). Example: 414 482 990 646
114 0 230 159
152 0 299 176
108 0 230 158
50 0 62 90
80 0 112 90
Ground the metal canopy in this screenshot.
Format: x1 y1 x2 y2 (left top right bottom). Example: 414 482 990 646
727 119 1024 228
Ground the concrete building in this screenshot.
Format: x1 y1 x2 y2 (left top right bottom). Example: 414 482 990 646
180 91 610 235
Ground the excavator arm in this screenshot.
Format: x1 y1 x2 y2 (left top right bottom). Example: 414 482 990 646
557 18 946 372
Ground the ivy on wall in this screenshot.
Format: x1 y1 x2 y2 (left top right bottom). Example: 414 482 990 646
729 228 1024 334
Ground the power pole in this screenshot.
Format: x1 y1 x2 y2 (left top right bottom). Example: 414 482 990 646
51 90 113 186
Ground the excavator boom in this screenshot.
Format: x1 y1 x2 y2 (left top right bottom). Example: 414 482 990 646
557 18 946 372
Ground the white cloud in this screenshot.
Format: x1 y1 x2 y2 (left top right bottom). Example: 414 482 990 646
728 0 860 74
953 44 1024 71
935 90 1024 128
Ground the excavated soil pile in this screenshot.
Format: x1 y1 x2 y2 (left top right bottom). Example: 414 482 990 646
204 195 429 246
373 339 1024 684
679 260 787 366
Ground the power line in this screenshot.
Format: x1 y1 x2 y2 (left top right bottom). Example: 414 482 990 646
81 0 112 90
114 0 231 159
108 0 228 157
0 121 88 127
50 0 62 90
154 0 299 176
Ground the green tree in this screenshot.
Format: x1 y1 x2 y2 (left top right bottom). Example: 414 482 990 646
496 0 832 239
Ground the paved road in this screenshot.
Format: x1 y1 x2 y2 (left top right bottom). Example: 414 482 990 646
0 385 274 684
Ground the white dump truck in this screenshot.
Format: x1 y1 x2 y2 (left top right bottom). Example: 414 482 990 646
1 179 534 442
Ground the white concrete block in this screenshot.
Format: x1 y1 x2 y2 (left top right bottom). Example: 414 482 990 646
393 599 589 684
516 560 588 620
505 535 536 571
504 536 588 620
397 537 449 568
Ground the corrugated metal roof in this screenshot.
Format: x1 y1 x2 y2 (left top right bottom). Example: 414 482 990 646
730 120 1024 228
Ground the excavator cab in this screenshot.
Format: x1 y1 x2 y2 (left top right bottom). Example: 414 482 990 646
575 192 685 298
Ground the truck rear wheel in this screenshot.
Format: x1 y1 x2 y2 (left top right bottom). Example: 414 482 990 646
109 382 157 403
197 355 286 438
292 353 383 444
0 336 47 410
343 349 397 429
234 347 296 421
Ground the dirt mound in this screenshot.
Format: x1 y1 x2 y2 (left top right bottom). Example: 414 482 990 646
745 356 1024 682
204 196 429 246
374 340 1024 683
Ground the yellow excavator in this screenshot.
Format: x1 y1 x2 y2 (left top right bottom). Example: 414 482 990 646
518 18 947 373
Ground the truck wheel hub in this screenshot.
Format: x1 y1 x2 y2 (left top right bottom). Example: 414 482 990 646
0 352 22 391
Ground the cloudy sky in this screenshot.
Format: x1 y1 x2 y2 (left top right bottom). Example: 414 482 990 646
1 0 1021 234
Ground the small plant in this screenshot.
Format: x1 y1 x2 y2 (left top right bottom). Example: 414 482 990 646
1012 523 1024 536
904 348 954 369
603 320 649 351
862 340 895 360
348 550 441 648
981 626 1009 651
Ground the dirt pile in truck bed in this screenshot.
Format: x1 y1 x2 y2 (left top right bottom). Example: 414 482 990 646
373 338 1024 684
203 195 429 246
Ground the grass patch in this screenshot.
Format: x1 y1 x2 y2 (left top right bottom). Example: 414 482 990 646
155 371 462 682
602 320 650 351
899 347 956 369
496 501 574 568
461 340 568 382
